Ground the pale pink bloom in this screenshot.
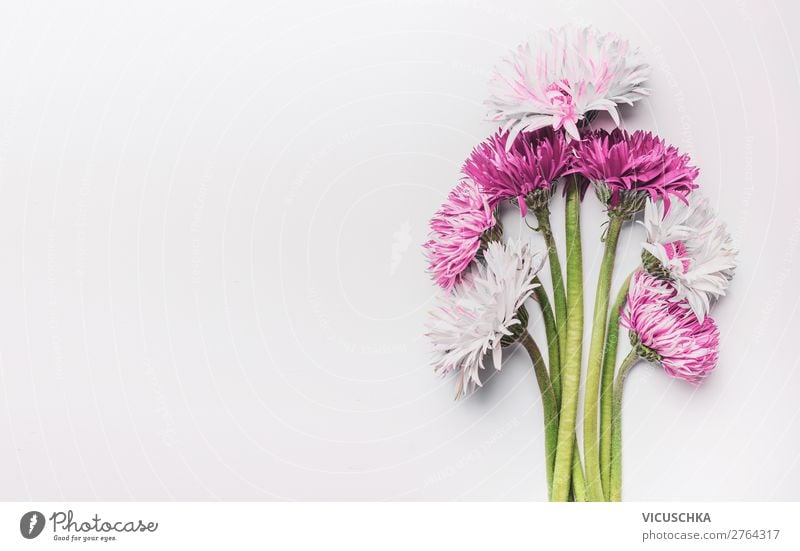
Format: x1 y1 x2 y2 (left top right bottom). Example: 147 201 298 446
641 195 737 321
424 180 498 290
427 239 545 397
620 271 719 384
487 26 649 144
462 127 571 215
570 129 699 213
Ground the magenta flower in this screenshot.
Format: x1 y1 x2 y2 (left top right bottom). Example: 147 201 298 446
462 127 571 216
571 129 699 214
424 180 498 290
620 271 719 384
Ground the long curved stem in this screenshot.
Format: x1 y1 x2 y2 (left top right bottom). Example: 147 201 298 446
599 270 636 499
520 330 559 500
535 208 567 400
533 278 560 405
583 215 623 501
610 349 640 502
551 179 583 501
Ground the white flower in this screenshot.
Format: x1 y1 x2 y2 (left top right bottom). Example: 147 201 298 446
427 239 545 397
641 195 737 321
487 26 650 144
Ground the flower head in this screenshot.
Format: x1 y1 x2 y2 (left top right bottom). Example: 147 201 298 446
641 195 737 321
487 26 650 143
427 239 545 397
424 180 499 290
571 129 699 215
462 127 571 215
620 271 719 384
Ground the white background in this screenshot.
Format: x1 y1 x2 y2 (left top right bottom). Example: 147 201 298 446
0 0 798 501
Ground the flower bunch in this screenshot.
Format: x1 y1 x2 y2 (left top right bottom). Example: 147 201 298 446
423 26 737 502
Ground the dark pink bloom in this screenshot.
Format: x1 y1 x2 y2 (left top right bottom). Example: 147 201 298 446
462 128 571 215
570 129 699 212
424 180 497 290
620 271 719 384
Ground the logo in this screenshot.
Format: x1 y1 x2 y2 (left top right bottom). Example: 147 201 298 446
18 509 159 543
390 221 412 277
20 511 45 539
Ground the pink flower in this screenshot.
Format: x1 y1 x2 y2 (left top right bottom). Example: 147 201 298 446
620 271 719 384
571 129 699 214
424 180 498 290
462 128 571 215
487 26 650 143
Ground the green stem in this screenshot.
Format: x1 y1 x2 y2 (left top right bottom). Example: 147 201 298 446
533 278 561 406
610 349 640 502
532 283 578 501
534 208 567 400
599 270 636 499
582 215 624 501
551 178 583 501
571 440 587 502
520 330 559 500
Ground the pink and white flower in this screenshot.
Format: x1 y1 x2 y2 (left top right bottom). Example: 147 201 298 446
487 26 650 144
620 271 719 384
641 195 737 321
427 239 545 397
424 180 498 290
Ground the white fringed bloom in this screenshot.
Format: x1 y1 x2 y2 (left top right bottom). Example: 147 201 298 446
487 26 650 143
427 239 545 397
641 195 737 321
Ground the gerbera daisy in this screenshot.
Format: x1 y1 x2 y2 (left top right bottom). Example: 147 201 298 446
570 129 699 216
424 180 499 290
619 271 719 384
641 195 737 321
462 127 571 215
427 239 545 397
487 26 650 144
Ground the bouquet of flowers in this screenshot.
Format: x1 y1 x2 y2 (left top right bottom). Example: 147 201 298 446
424 26 737 501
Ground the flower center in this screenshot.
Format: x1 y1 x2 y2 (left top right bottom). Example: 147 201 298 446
664 240 691 273
545 80 577 127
